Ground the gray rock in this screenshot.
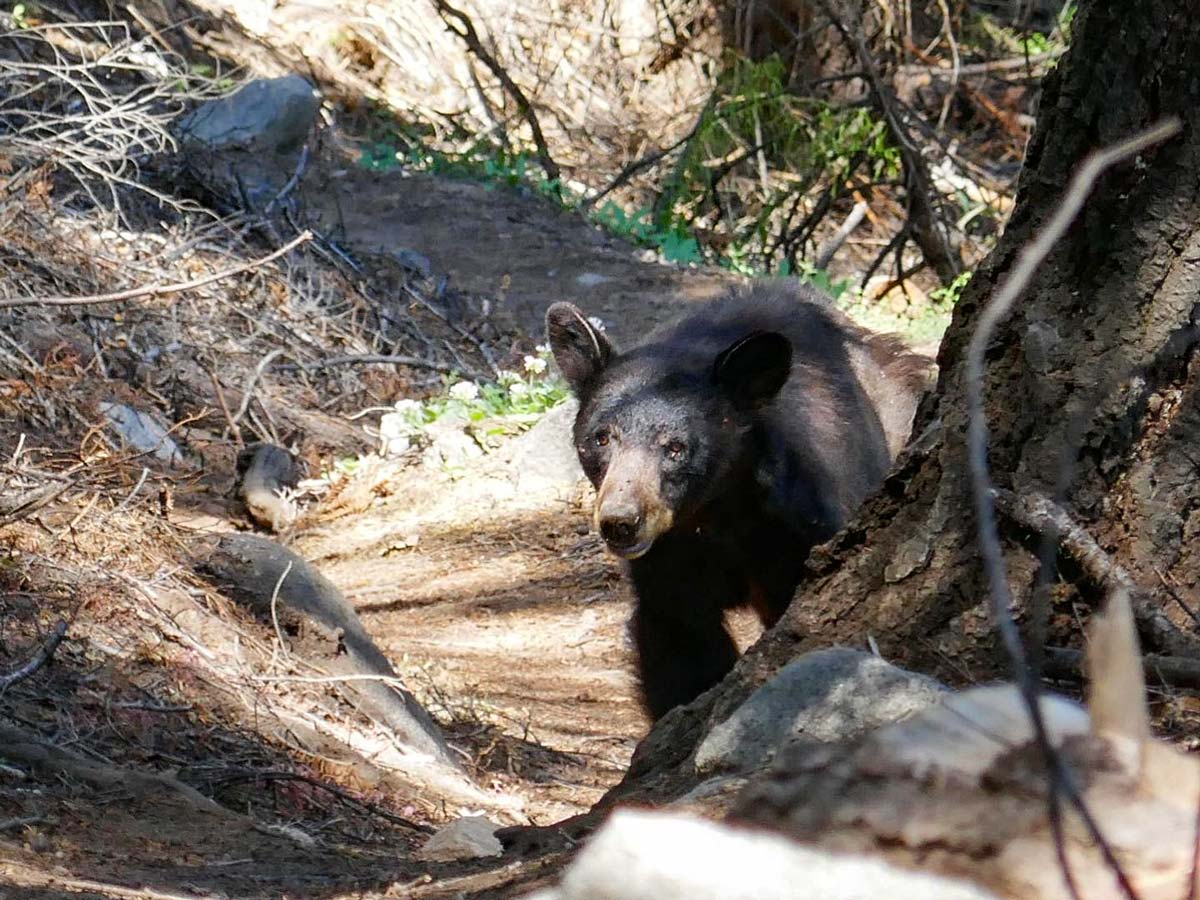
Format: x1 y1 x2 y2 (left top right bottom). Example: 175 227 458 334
694 648 946 775
98 401 184 466
178 75 321 153
421 417 484 471
417 815 503 861
524 809 999 900
508 398 584 492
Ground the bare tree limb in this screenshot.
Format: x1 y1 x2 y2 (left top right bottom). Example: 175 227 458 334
818 0 962 282
274 353 457 375
232 349 285 427
429 0 561 187
994 488 1200 659
579 109 708 212
0 232 313 309
0 621 67 690
813 201 868 270
1043 646 1200 691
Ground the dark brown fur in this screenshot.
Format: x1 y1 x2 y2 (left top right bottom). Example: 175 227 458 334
547 283 932 719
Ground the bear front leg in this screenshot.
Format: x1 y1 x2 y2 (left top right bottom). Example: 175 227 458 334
630 602 738 721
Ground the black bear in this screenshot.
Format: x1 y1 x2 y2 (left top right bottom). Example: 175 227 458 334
546 283 932 720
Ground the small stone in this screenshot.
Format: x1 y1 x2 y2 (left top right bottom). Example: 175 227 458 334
417 815 503 861
884 536 932 583
98 402 185 467
508 399 585 492
421 419 484 471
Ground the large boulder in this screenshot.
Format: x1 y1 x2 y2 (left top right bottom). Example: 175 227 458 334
178 75 320 153
694 647 946 775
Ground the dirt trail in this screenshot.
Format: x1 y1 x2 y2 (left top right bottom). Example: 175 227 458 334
297 165 739 346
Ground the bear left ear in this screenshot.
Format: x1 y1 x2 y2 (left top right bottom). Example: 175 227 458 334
546 302 616 395
713 330 793 407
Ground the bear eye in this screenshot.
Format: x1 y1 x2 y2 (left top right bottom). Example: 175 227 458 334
594 429 611 448
665 439 686 459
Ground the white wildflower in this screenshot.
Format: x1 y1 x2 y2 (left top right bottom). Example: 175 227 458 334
496 369 522 386
392 398 422 414
448 380 480 402
535 343 552 354
523 355 548 376
378 413 414 456
508 381 529 398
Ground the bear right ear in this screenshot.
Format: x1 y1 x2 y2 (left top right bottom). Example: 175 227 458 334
545 303 615 394
714 330 793 408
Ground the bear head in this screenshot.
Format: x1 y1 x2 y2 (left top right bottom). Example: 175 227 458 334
546 302 793 559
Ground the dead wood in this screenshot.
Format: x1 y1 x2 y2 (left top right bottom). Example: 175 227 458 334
1044 646 1200 691
193 532 461 770
994 487 1200 659
0 720 232 817
0 231 312 308
431 0 561 186
819 0 962 283
274 352 458 375
0 620 67 690
732 685 1200 899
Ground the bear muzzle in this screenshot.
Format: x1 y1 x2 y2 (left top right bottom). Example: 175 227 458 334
594 465 674 560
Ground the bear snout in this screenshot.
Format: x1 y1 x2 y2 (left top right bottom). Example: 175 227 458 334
594 489 673 559
599 509 643 553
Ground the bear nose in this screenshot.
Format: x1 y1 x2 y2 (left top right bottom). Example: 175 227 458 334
600 512 642 549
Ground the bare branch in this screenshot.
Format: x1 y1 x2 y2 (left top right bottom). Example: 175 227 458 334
994 488 1200 659
274 353 458 375
0 621 68 691
1043 647 1200 691
429 0 561 186
0 232 313 309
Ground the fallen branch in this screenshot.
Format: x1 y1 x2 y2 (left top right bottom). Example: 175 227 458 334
1044 646 1200 691
813 201 868 270
993 488 1200 660
0 231 313 309
231 349 285 427
207 768 435 834
0 621 67 690
0 720 229 816
897 50 1063 79
195 533 461 770
274 352 457 375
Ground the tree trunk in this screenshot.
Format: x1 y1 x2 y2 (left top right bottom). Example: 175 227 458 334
604 0 1200 805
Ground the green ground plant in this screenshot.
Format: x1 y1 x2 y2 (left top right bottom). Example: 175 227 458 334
387 344 569 442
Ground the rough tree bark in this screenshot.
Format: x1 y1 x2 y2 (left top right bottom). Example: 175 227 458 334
605 0 1200 805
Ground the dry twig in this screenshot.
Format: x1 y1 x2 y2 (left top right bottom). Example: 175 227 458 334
0 620 68 691
0 232 313 309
